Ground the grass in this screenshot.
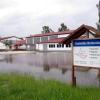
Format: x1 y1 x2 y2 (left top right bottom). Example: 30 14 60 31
0 74 100 100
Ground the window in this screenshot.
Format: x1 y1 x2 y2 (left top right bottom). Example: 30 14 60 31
49 45 51 48
53 44 55 48
66 43 71 47
41 36 48 42
66 44 68 47
68 43 71 47
57 44 62 48
49 44 55 48
57 44 59 47
34 37 40 43
62 44 64 48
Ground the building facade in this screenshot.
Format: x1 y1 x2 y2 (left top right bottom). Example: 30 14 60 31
0 36 24 50
26 30 74 51
26 25 98 51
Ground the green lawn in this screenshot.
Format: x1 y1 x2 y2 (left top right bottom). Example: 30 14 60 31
0 74 100 100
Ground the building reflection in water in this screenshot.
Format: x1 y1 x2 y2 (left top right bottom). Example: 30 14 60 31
43 64 50 72
5 54 13 63
43 53 50 72
0 55 5 62
61 68 68 74
0 52 99 87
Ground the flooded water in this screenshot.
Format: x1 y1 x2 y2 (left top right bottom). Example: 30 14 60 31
0 51 100 87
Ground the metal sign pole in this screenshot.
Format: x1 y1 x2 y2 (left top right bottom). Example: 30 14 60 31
72 65 76 86
72 39 100 87
98 69 100 87
72 41 76 87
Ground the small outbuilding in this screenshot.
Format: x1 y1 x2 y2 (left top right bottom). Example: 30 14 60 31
0 42 7 51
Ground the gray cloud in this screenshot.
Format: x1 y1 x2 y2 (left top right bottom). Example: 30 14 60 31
0 0 99 37
0 0 16 9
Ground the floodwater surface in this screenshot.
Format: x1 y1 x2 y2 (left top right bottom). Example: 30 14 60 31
0 51 100 87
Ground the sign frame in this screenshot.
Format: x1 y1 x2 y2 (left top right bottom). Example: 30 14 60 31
72 38 100 86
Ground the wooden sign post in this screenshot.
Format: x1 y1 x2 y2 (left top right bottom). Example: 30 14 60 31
72 65 76 86
72 42 76 87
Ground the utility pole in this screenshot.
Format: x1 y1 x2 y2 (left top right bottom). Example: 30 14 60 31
96 0 100 31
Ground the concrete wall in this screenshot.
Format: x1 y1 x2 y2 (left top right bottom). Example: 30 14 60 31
36 44 44 51
19 45 26 49
26 44 35 51
0 42 6 50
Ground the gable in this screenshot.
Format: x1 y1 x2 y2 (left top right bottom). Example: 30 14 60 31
61 25 98 44
79 31 95 39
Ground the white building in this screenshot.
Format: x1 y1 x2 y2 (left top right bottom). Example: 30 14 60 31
0 42 6 50
26 30 74 51
26 24 99 51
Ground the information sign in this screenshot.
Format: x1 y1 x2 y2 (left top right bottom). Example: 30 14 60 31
73 39 100 68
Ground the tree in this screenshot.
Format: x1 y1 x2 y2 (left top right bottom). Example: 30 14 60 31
4 40 13 50
42 26 54 33
58 23 69 32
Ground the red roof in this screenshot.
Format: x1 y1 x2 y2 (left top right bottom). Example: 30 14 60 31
27 30 74 38
37 37 65 44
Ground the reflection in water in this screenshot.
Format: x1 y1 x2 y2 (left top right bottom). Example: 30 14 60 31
0 52 99 87
43 53 50 72
61 68 68 74
5 55 13 63
43 64 50 72
76 67 91 72
0 55 5 62
28 62 34 66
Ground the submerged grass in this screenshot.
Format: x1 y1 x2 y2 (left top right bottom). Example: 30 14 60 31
0 74 100 100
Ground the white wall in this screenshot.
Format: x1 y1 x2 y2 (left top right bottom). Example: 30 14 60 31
36 44 43 51
19 45 26 49
32 37 34 44
0 42 6 50
26 45 33 51
58 34 69 38
89 33 95 39
26 38 28 44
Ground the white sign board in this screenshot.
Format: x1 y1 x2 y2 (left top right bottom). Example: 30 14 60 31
73 39 100 68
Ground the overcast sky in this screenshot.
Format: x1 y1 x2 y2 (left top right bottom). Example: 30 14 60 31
0 0 99 37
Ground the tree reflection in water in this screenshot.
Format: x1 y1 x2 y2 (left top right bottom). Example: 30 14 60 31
61 68 68 74
43 52 50 72
5 55 13 63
